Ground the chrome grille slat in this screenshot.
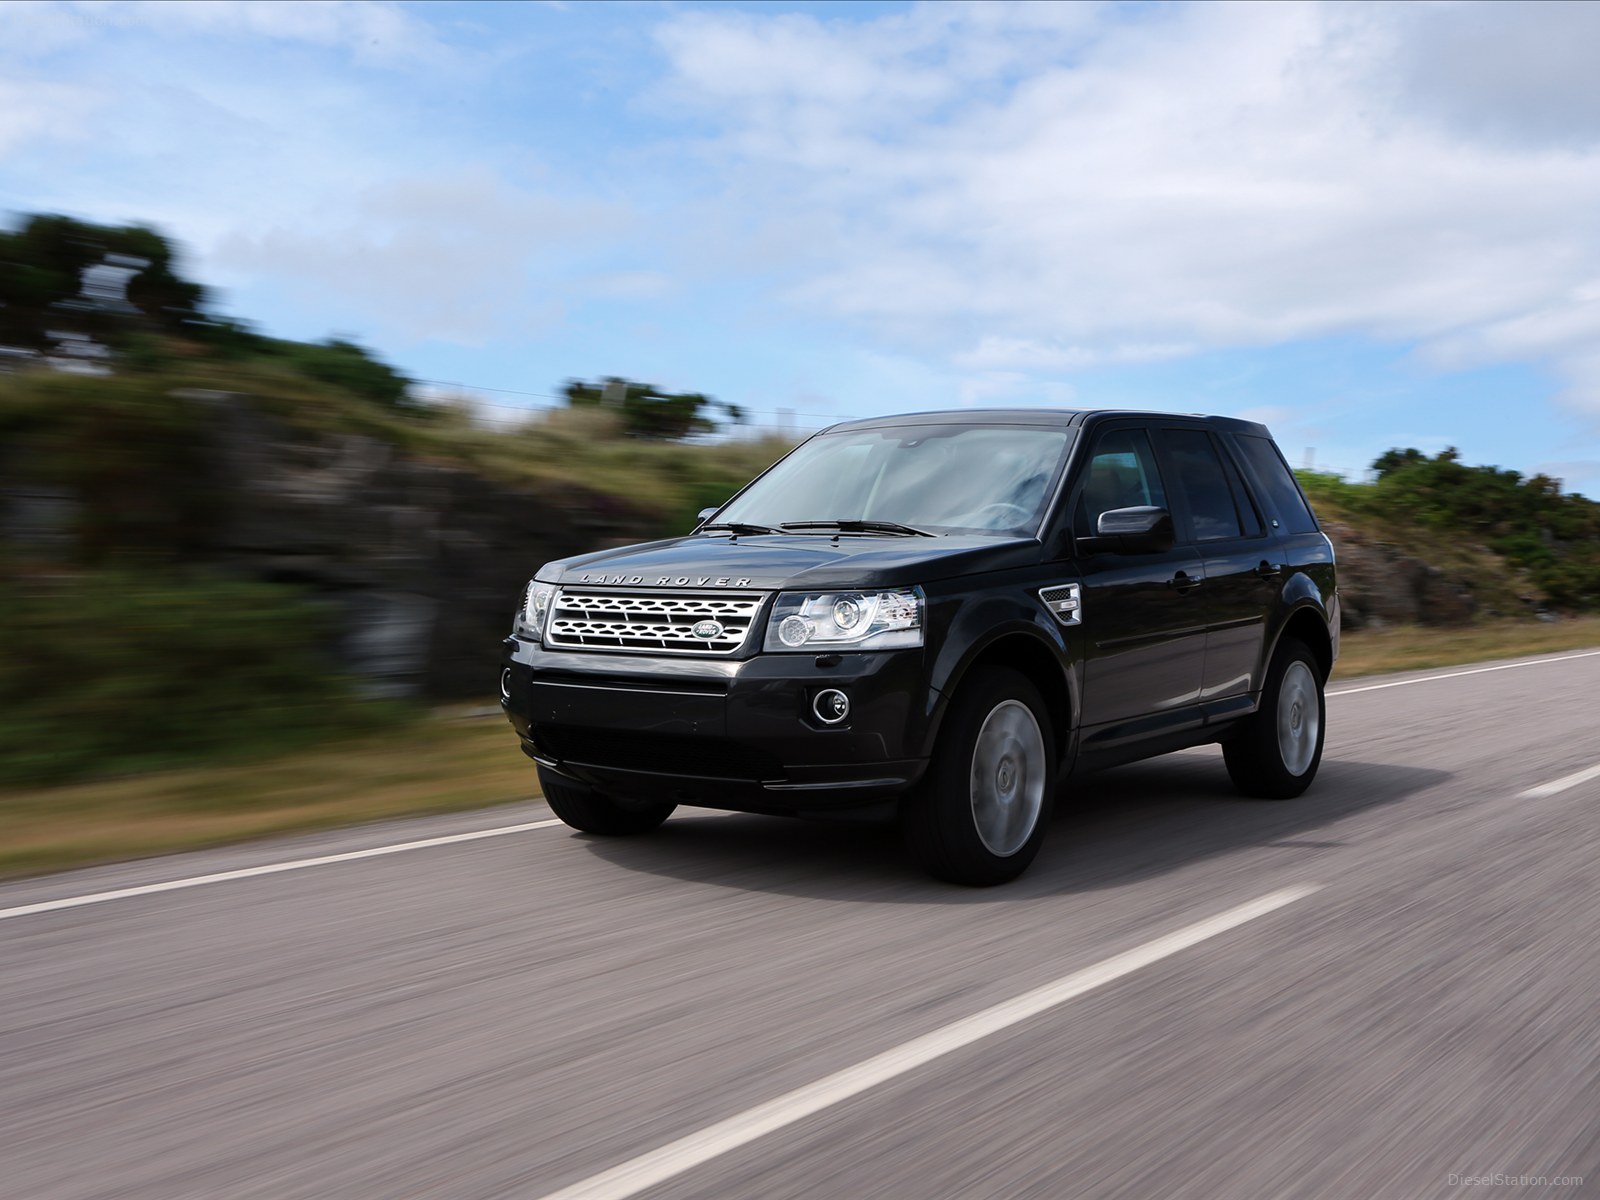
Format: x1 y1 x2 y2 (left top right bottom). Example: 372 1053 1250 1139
546 588 766 655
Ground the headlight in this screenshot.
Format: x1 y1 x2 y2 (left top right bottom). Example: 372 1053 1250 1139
514 581 556 640
764 587 924 652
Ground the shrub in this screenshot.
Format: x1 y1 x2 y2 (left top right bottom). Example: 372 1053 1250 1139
0 567 393 786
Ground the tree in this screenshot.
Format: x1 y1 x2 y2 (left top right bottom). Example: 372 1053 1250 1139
263 336 415 409
1 211 419 410
562 376 744 440
0 214 207 357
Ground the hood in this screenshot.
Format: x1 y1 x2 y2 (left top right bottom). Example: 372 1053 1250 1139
538 532 1041 591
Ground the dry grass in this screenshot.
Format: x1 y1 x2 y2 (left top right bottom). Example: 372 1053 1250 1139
1333 616 1600 679
5 619 1599 881
0 712 536 879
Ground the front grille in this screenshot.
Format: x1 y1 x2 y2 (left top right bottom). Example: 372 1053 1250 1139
546 588 766 655
535 727 786 781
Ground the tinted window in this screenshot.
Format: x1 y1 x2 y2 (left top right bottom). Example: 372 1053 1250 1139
1220 445 1265 537
1235 434 1319 533
1163 429 1244 541
1073 427 1167 537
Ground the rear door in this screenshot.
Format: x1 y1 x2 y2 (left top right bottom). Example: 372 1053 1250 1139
1155 426 1277 702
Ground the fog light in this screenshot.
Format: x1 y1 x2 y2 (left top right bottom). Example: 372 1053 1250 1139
813 688 850 725
499 667 512 702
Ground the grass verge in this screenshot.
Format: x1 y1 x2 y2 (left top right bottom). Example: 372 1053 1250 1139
0 712 534 880
1331 615 1600 679
4 617 1599 881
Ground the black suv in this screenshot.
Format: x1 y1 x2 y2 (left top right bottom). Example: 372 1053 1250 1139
501 409 1338 885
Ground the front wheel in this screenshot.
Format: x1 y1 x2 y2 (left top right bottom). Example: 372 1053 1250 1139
902 666 1056 886
1223 638 1325 799
537 766 676 835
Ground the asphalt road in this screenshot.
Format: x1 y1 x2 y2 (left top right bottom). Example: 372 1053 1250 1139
4 650 1599 1200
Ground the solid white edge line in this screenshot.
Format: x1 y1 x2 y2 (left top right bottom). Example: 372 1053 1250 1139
0 819 566 922
534 884 1321 1200
1520 761 1600 799
1327 648 1600 697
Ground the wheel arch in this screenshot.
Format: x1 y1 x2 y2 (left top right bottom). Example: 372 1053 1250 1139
933 628 1076 766
1273 603 1335 683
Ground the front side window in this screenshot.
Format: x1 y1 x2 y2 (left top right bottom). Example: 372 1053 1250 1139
1073 427 1168 537
716 424 1073 535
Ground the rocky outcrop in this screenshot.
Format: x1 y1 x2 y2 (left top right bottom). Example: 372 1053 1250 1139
1321 520 1478 629
120 391 662 698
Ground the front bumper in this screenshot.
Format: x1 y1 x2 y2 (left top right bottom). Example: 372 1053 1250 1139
500 637 932 815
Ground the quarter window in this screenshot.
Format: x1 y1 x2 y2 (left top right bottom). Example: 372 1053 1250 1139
1234 434 1320 533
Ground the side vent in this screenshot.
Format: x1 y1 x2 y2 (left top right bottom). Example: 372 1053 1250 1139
1038 582 1083 627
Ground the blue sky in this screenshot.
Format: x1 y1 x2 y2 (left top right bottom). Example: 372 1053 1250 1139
5 0 1600 493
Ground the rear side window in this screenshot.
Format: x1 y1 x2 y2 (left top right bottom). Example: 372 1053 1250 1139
1162 428 1247 541
1234 434 1320 533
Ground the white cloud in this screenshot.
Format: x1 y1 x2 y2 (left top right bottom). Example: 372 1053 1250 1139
1384 0 1600 150
215 170 635 344
1234 405 1299 429
59 0 450 66
953 336 1191 371
579 271 672 302
654 0 1600 413
0 78 101 156
956 371 1079 408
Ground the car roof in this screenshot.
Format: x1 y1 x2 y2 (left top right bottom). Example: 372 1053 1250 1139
819 408 1273 437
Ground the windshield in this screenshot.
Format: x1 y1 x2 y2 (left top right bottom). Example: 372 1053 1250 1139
716 423 1075 535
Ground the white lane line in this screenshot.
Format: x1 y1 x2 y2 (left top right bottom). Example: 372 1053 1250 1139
1520 761 1600 799
0 819 565 923
535 884 1320 1200
1328 648 1600 697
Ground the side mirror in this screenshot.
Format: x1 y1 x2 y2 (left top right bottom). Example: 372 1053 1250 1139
694 506 719 529
1086 506 1175 555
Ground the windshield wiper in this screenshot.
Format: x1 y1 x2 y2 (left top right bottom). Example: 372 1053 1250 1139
780 519 935 538
699 521 784 536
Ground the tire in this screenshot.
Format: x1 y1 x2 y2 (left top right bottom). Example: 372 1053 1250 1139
902 666 1056 886
536 766 676 835
1223 637 1325 799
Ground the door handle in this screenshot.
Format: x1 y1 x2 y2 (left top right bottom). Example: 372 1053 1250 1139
1169 570 1203 593
1254 561 1283 580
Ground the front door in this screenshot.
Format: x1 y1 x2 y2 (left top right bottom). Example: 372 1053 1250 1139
1069 425 1207 737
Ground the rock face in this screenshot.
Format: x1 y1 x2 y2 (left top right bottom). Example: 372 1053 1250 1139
1320 520 1478 629
188 391 663 698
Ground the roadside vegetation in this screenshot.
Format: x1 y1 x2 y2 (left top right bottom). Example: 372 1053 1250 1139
0 712 530 880
1 213 789 794
1297 450 1600 611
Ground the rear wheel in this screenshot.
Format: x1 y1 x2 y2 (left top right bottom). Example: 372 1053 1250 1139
537 766 676 835
1223 637 1325 799
902 666 1056 886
